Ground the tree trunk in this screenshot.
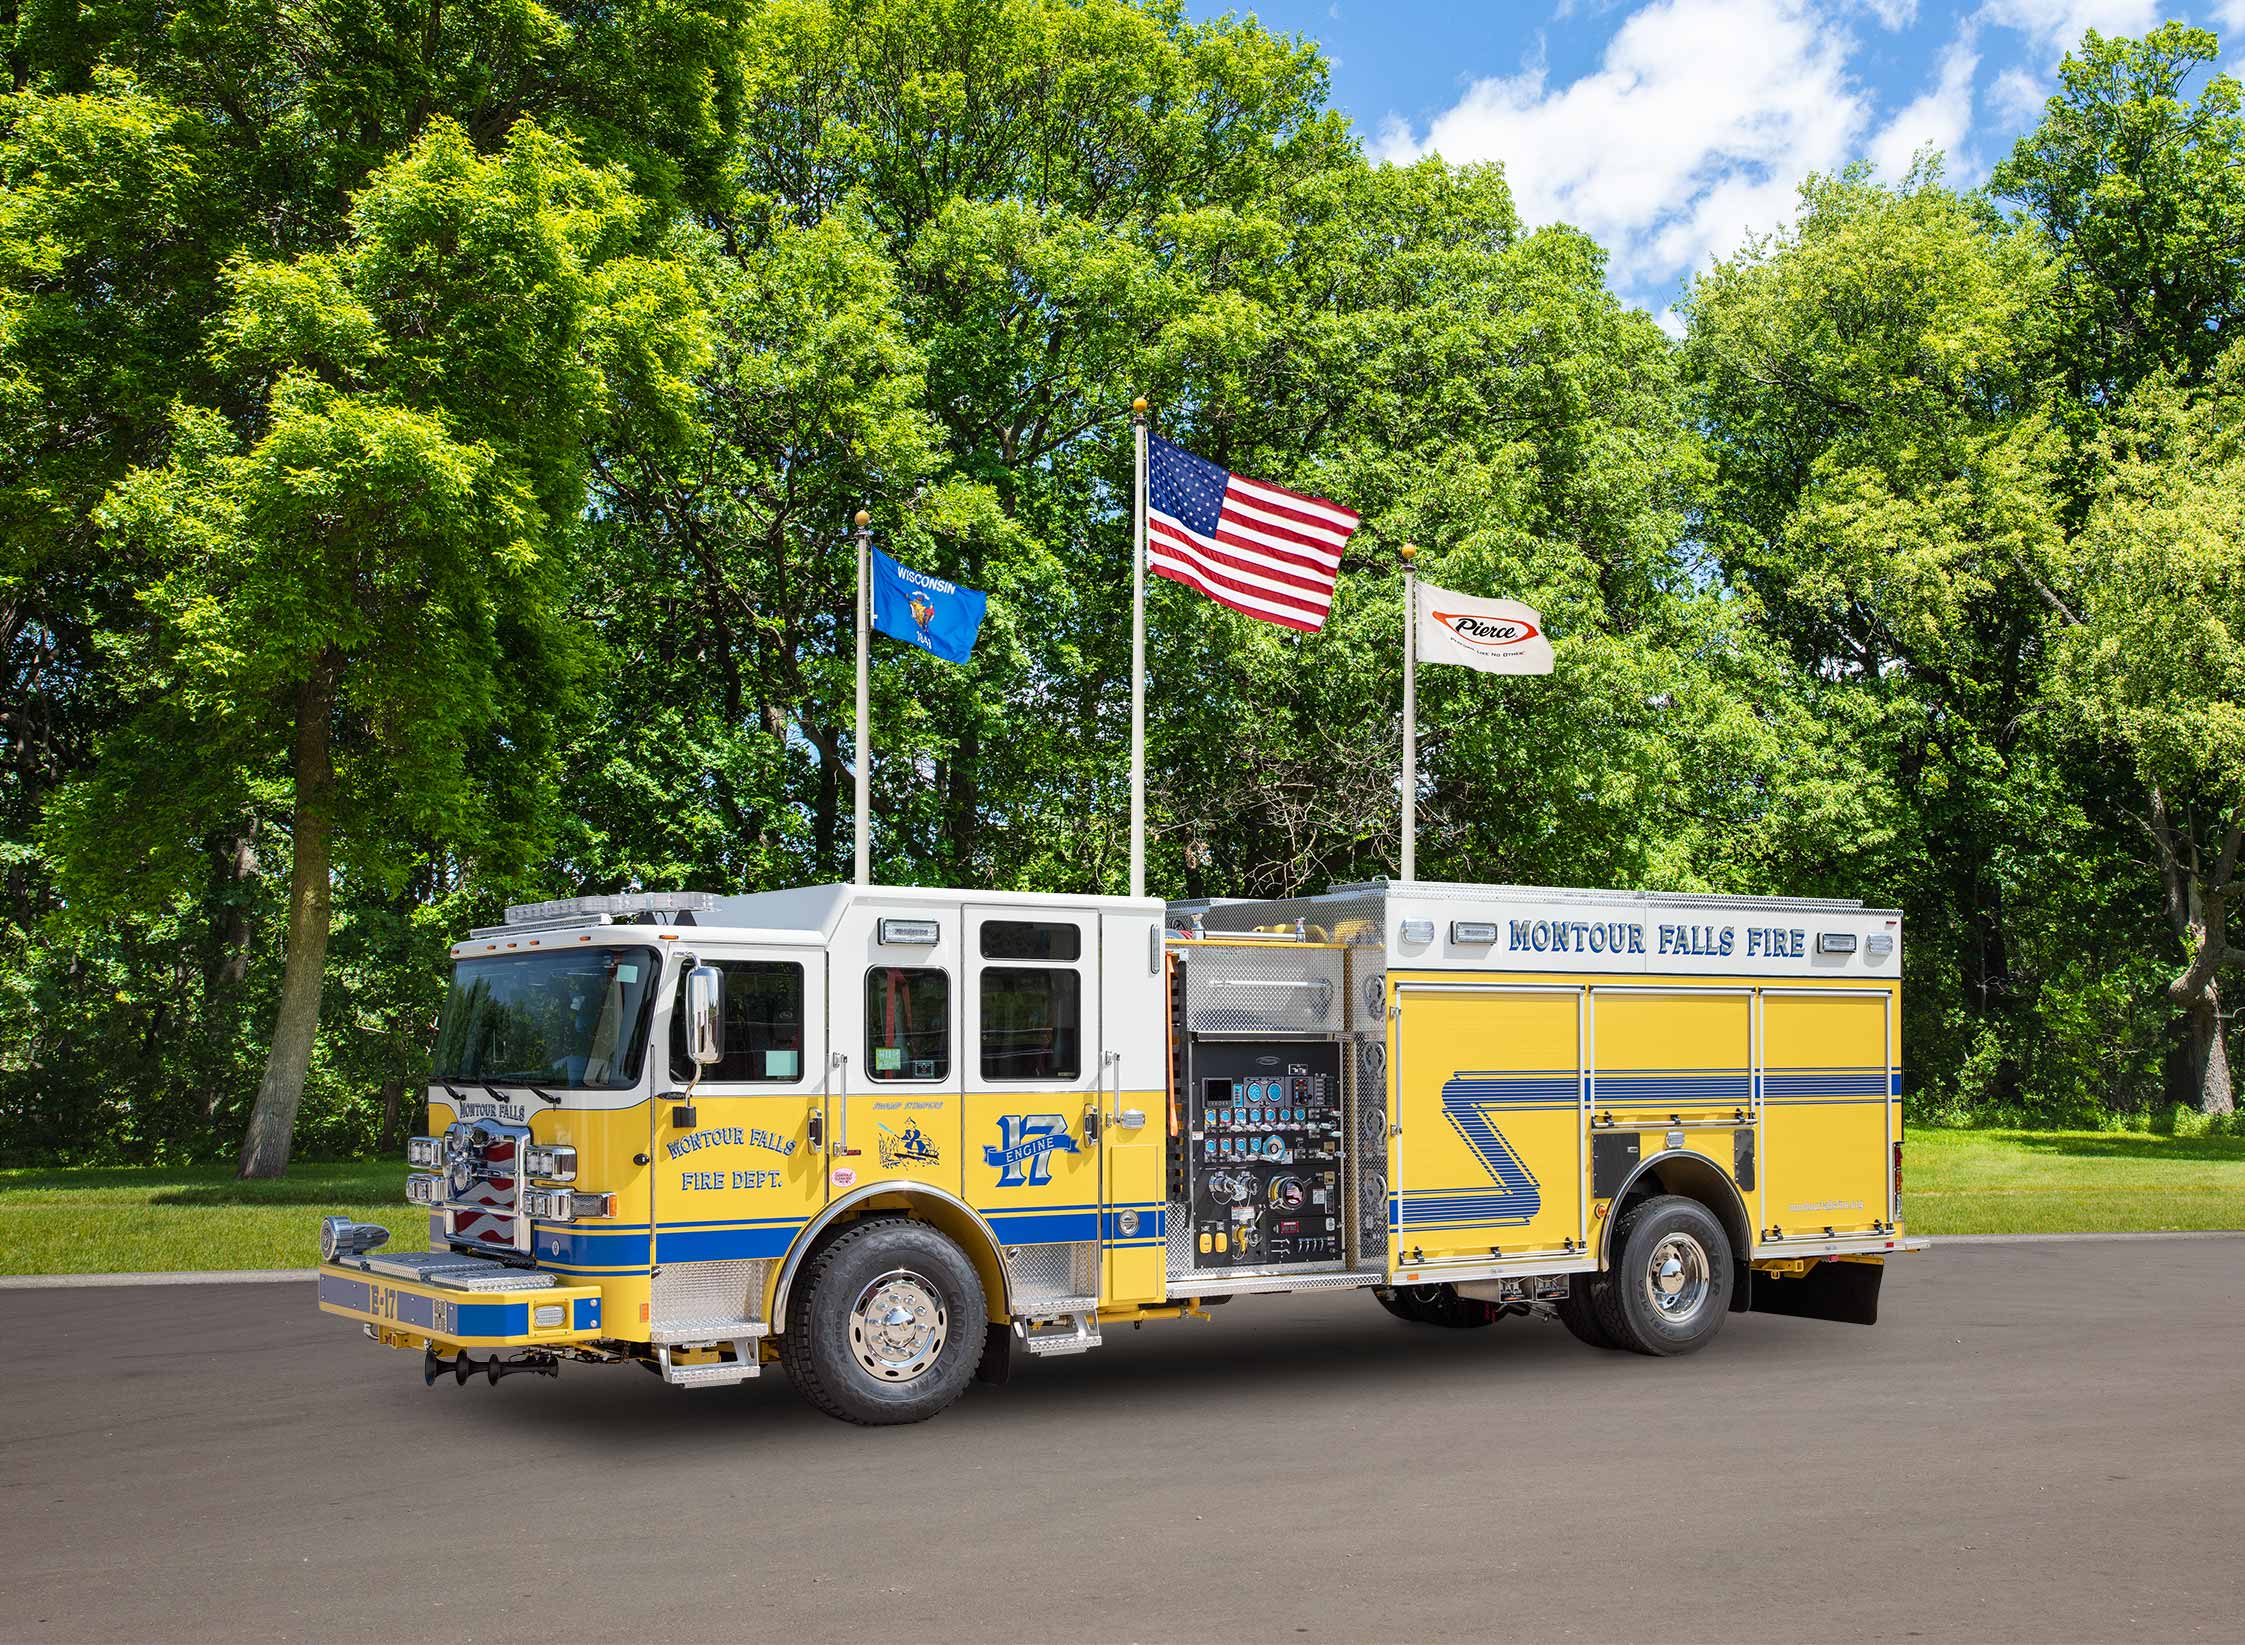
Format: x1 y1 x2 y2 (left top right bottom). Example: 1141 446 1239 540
2184 986 2235 1117
947 718 980 878
813 724 840 874
378 1076 405 1153
237 658 340 1180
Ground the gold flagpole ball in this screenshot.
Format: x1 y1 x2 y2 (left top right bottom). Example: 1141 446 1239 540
1132 397 1148 414
854 510 869 528
1400 541 1418 562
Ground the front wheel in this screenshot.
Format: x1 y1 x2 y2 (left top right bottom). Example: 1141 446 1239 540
1591 1194 1733 1357
780 1218 987 1424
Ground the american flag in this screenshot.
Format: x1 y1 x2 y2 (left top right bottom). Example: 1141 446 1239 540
1147 435 1360 632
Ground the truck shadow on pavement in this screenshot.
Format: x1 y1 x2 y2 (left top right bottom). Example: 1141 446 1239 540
441 1302 1797 1453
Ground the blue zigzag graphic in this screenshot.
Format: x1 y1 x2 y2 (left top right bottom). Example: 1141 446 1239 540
1396 1075 1549 1229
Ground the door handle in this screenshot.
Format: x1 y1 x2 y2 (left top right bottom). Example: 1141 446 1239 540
806 1110 824 1155
827 1051 860 1157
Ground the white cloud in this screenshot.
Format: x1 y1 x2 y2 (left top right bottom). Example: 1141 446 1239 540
1988 63 2047 126
1976 1 2156 55
2215 1 2245 33
1859 0 1918 27
1374 0 1871 296
1868 31 1981 180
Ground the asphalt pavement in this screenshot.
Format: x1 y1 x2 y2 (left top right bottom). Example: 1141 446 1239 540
3 1237 2241 1643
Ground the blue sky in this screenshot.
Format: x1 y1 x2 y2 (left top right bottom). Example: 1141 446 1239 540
1190 2 2244 320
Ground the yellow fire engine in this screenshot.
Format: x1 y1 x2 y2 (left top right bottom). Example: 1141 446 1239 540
315 880 1918 1423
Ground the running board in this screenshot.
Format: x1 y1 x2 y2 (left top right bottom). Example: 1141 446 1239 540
656 1341 760 1386
1014 1312 1103 1358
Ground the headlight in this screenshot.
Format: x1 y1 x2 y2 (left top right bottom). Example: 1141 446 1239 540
405 1136 443 1168
524 1144 577 1182
404 1174 445 1206
523 1188 613 1222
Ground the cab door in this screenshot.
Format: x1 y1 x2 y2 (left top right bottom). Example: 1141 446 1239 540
648 949 826 1293
830 900 964 1201
1100 909 1168 1305
964 908 1101 1296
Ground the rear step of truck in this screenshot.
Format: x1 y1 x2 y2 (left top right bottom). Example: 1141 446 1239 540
1016 1311 1103 1357
655 1339 762 1387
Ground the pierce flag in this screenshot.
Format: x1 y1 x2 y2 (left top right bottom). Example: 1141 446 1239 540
1415 582 1554 675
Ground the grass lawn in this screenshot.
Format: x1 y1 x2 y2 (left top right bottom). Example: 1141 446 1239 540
0 1161 428 1275
1904 1127 2245 1235
2 1129 2240 1273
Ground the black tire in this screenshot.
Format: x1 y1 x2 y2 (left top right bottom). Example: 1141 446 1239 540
1375 1283 1504 1329
779 1218 987 1425
1591 1194 1732 1357
1553 1270 1623 1349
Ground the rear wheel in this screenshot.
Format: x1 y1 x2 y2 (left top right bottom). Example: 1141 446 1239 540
1591 1194 1732 1357
780 1218 987 1424
1553 1271 1623 1349
1375 1283 1504 1329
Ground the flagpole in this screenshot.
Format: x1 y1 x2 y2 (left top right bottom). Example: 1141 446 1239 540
1400 541 1417 883
854 508 871 887
1130 397 1148 901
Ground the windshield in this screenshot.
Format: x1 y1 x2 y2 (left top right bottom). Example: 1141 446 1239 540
430 947 662 1091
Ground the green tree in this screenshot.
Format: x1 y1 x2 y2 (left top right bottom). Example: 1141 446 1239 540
1681 166 2171 1118
2041 346 2245 1113
51 120 702 1175
1992 24 2245 434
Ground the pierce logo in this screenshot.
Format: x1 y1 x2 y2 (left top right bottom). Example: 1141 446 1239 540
1434 611 1541 649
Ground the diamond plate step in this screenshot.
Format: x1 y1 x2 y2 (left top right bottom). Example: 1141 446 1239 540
662 1358 760 1387
352 1251 558 1291
656 1341 760 1386
649 1318 770 1347
1016 1313 1103 1357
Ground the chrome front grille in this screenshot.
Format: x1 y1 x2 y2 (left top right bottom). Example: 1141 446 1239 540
439 1116 531 1254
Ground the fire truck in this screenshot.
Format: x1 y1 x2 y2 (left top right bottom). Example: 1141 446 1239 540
316 879 1918 1424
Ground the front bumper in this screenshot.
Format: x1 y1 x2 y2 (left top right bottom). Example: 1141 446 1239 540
318 1250 604 1350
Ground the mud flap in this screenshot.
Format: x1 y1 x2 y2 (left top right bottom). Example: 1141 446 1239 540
1749 1258 1884 1325
975 1320 1014 1384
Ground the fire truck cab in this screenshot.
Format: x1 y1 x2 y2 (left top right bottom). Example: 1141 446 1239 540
316 879 1917 1424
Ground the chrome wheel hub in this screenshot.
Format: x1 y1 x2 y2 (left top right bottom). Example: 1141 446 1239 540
1644 1232 1711 1322
848 1269 948 1382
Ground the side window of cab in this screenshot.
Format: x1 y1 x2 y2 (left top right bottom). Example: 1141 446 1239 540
669 960 806 1083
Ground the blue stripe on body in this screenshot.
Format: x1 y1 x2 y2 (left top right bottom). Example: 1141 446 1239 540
658 1222 803 1261
454 1302 530 1336
1442 1076 1580 1104
1421 1075 1543 1227
1765 1070 1888 1097
985 1209 1100 1243
1596 1072 1752 1102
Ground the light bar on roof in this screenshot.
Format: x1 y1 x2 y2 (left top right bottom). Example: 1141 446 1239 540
503 891 718 927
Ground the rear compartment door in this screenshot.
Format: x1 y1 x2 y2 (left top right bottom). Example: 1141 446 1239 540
1759 989 1893 1240
1391 985 1586 1269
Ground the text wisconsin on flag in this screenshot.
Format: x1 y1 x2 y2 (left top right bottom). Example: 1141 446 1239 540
1146 435 1360 632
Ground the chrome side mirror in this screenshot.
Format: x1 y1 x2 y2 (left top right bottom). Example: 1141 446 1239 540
685 964 725 1067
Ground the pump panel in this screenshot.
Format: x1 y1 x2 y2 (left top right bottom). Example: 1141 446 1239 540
1185 1040 1345 1270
